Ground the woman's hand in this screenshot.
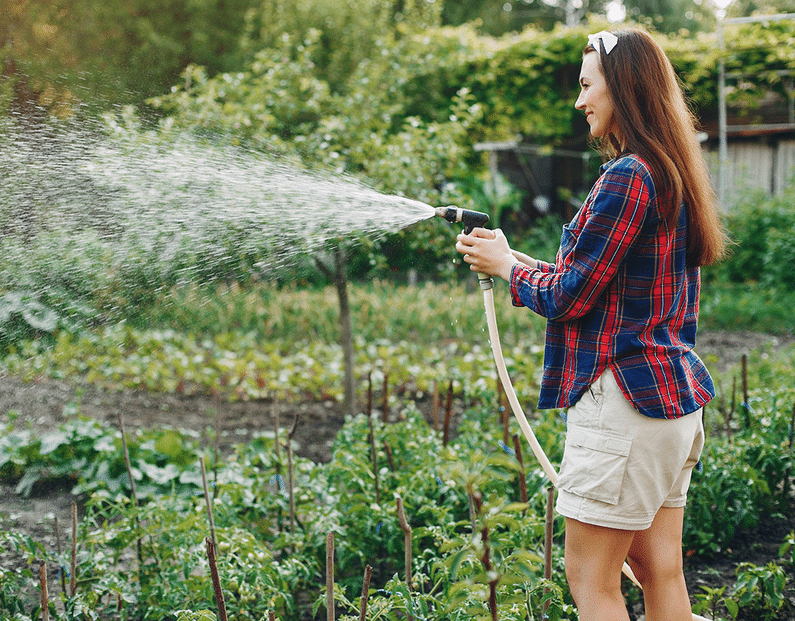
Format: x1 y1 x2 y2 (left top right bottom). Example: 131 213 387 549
455 227 526 282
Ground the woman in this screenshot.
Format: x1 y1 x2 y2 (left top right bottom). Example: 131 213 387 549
455 29 728 621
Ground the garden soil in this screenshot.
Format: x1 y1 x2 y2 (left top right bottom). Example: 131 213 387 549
1 329 793 620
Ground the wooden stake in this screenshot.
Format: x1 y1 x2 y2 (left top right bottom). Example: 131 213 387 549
206 537 228 621
367 373 373 417
39 562 49 621
432 380 440 433
544 487 555 582
396 498 412 589
286 414 301 536
214 391 222 481
383 441 396 472
54 517 66 595
512 434 528 507
382 372 389 423
741 353 748 406
741 354 751 429
442 380 453 447
273 397 281 463
367 398 380 504
117 411 143 568
472 493 497 621
200 457 218 553
501 401 510 446
70 502 77 597
789 401 795 452
359 565 373 621
396 497 413 621
326 531 335 621
117 412 138 506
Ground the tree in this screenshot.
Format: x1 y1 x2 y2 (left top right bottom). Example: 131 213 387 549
725 0 795 17
441 0 614 33
0 0 258 115
621 0 719 33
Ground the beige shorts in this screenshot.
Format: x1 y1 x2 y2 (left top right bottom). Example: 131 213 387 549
555 368 705 530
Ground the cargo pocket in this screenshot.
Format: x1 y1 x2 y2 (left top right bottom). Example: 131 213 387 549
557 425 632 506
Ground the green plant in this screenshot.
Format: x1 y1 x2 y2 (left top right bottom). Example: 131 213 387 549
780 531 795 566
732 561 788 621
692 585 739 620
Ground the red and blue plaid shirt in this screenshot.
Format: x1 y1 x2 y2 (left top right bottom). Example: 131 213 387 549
510 154 714 419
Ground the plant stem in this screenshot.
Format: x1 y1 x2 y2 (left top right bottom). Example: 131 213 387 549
200 457 218 553
206 537 228 621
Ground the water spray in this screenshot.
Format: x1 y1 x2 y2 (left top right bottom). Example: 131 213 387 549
441 206 711 620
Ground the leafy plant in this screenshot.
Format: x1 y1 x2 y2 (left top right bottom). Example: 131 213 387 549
732 561 788 621
692 585 738 621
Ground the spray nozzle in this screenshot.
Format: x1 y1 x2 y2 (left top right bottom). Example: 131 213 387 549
434 206 490 234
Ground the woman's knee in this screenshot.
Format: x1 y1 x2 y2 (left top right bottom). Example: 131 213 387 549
626 549 683 587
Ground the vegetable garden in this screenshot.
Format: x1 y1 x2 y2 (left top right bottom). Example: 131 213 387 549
1 278 793 621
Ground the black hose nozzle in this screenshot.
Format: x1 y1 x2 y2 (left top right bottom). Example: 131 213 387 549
434 206 489 234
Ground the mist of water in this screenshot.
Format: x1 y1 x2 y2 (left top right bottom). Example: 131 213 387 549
0 118 437 310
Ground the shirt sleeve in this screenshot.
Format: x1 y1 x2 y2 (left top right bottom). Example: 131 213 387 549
509 159 655 321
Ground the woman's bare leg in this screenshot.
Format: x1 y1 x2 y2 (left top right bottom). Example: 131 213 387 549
564 517 634 621
626 506 692 621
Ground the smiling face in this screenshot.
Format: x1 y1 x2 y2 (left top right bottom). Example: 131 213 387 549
575 51 617 140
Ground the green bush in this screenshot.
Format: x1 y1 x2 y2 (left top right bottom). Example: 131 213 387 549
706 184 795 289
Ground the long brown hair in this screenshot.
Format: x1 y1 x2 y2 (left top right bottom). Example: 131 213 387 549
586 29 728 266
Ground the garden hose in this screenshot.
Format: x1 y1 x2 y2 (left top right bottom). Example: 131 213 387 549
478 275 713 621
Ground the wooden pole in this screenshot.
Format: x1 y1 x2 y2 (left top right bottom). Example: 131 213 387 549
544 487 555 582
512 434 528 507
326 531 335 621
200 457 218 552
432 380 440 433
396 497 413 621
54 517 66 595
70 502 77 597
382 372 389 423
39 562 49 621
442 380 453 447
286 414 301 536
359 565 373 621
206 537 228 621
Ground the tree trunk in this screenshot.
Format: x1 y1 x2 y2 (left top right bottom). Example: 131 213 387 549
333 244 357 417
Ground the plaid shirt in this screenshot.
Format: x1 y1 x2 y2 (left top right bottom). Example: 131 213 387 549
510 154 714 419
